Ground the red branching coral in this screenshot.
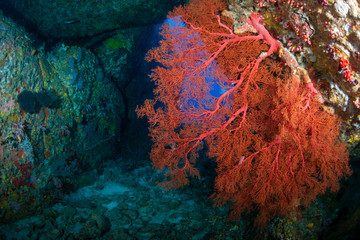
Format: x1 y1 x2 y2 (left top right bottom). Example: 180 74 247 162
137 0 351 225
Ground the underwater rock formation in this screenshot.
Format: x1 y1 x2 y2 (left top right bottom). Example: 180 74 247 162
0 10 123 223
3 0 186 38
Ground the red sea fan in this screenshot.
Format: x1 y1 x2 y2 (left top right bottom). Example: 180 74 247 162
137 0 351 225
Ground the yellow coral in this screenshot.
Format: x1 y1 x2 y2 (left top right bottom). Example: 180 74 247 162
348 134 360 143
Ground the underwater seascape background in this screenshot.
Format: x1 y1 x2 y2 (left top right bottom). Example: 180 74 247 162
0 0 360 239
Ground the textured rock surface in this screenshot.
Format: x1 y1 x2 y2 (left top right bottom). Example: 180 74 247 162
1 161 351 240
0 10 123 223
4 0 184 38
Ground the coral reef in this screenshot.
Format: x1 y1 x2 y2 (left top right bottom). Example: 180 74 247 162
228 0 360 151
0 12 123 223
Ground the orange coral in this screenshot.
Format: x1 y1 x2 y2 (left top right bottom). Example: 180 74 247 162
137 0 351 225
